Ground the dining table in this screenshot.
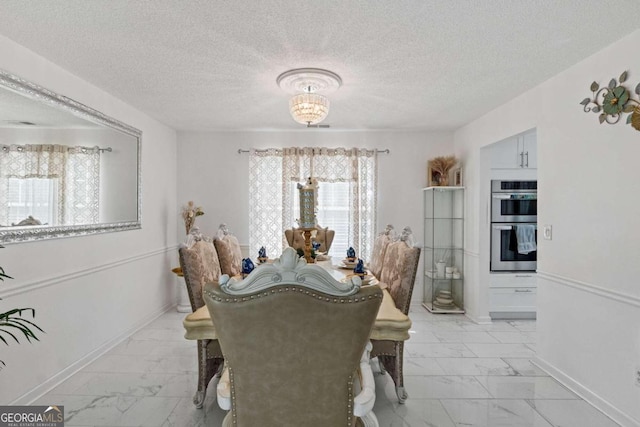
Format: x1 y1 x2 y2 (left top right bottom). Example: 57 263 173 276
182 257 412 342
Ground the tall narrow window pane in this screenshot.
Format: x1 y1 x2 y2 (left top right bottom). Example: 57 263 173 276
6 177 57 225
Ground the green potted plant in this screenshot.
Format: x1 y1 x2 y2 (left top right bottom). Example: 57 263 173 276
0 244 44 368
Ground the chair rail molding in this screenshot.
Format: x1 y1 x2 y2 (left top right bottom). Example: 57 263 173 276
537 270 640 308
0 245 178 299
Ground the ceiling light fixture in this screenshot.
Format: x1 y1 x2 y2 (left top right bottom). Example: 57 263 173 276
277 68 342 126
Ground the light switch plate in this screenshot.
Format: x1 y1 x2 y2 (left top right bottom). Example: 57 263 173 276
543 225 552 240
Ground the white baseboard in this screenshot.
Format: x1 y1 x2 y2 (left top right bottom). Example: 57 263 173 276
11 302 175 405
465 313 492 324
533 356 639 427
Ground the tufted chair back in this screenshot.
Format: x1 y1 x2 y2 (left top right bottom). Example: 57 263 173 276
179 240 222 311
379 239 421 315
368 224 396 280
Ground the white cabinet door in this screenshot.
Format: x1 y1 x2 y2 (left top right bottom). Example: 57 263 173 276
491 132 537 169
520 132 537 169
489 273 537 315
490 287 537 312
490 136 520 169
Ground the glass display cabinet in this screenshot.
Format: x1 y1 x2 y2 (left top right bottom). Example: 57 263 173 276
423 187 464 313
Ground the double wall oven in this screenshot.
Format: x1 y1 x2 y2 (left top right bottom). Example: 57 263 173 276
490 180 537 272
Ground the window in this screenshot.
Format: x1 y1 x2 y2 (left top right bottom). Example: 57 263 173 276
249 147 377 260
0 144 100 227
6 177 57 225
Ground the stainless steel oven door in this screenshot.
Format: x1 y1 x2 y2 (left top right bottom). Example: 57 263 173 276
491 223 537 272
491 192 537 222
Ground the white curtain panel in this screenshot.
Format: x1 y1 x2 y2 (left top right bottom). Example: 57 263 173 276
249 147 377 260
65 146 100 225
0 144 100 226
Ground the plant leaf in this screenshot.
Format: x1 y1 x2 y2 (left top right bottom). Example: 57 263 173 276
636 82 640 95
590 81 599 92
592 106 601 113
0 328 20 344
623 104 635 113
580 98 590 106
620 71 628 83
599 113 606 124
609 79 616 89
627 114 633 124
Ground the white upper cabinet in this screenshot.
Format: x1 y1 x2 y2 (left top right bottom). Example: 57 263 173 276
491 130 537 169
520 131 537 169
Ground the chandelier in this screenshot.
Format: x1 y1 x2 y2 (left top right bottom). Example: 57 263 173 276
289 92 329 125
277 68 342 126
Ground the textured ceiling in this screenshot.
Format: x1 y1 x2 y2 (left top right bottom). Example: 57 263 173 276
0 0 639 131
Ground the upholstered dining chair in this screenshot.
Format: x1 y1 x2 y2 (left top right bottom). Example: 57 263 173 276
284 225 335 253
370 226 421 403
368 224 396 280
203 247 382 427
178 230 225 408
213 223 243 277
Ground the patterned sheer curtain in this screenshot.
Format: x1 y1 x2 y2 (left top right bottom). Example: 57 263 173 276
0 144 100 226
249 147 377 260
65 146 100 224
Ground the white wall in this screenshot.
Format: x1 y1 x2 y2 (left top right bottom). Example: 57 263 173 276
454 30 640 426
0 35 179 403
176 130 453 302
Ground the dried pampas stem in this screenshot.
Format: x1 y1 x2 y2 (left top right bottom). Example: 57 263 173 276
430 155 458 175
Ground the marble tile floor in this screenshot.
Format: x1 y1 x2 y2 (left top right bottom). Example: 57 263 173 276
33 307 620 427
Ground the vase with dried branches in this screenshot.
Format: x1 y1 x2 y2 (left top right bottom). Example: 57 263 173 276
430 155 458 186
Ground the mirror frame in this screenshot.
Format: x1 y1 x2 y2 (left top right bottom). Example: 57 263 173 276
0 69 142 243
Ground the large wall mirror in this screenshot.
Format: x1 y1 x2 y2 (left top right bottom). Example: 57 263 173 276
0 69 141 243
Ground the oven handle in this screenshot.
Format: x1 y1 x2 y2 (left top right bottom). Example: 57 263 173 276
492 193 537 200
492 225 538 230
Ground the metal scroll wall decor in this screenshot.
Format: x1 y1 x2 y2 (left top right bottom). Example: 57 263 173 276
580 71 640 131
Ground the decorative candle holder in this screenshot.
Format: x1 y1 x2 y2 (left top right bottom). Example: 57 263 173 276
258 246 268 264
346 247 356 262
297 177 319 263
353 259 366 278
241 258 255 278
